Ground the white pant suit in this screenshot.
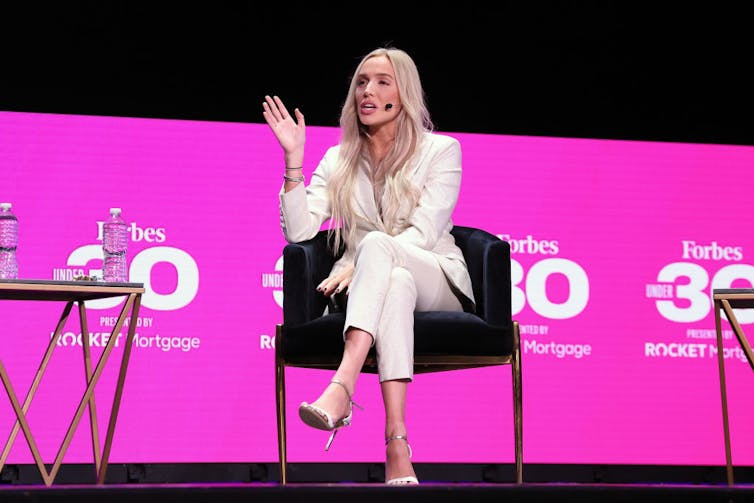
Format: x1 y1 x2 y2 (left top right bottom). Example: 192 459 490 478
345 231 463 381
278 133 476 381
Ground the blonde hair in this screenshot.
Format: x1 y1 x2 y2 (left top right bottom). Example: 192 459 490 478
327 47 433 254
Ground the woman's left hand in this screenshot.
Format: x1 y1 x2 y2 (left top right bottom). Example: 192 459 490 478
316 263 354 297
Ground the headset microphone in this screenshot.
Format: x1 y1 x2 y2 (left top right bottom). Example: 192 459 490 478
385 103 393 111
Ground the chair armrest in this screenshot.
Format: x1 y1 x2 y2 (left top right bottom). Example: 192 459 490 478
282 230 339 326
452 226 512 327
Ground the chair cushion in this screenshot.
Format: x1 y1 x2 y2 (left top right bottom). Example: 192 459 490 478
281 312 512 360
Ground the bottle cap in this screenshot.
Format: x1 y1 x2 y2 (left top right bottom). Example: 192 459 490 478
0 203 11 210
110 207 122 216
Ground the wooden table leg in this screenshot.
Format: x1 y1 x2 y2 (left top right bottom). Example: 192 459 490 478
97 293 141 484
78 301 102 476
0 360 53 486
45 293 139 484
0 301 74 485
714 299 734 486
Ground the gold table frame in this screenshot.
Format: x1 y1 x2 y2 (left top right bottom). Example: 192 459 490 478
712 288 754 486
0 279 144 486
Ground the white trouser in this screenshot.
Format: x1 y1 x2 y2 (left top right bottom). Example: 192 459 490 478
343 231 463 381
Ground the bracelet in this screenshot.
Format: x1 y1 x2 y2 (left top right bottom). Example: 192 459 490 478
283 174 305 183
285 166 303 171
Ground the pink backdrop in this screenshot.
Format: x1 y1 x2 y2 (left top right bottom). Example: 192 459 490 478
0 110 752 466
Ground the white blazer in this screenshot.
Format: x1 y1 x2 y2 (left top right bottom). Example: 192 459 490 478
279 132 475 311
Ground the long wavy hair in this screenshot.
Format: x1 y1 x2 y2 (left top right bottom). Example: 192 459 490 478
327 47 433 254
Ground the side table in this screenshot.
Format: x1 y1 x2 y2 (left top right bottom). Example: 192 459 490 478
0 279 144 485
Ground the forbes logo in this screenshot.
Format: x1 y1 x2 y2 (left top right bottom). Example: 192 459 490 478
96 221 167 243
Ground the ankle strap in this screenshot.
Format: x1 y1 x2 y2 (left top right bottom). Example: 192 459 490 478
385 435 412 458
331 378 363 410
385 434 408 445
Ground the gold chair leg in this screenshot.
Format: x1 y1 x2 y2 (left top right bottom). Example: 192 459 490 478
275 324 287 484
511 321 523 484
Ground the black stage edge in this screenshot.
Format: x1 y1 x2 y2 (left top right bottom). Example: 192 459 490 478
1 481 754 503
2 462 754 485
1 464 754 502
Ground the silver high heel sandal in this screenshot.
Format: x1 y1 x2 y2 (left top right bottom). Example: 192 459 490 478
385 435 419 485
298 378 363 450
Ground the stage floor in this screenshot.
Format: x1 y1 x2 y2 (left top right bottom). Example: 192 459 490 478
1 481 754 503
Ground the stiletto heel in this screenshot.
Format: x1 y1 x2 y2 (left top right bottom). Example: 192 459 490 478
298 378 363 450
385 435 419 485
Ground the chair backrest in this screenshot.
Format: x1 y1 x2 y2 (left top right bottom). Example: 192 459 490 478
449 225 512 327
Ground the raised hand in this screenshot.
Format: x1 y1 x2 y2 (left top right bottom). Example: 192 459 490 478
262 95 306 163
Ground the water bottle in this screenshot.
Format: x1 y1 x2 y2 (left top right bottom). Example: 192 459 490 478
0 202 19 279
102 207 129 282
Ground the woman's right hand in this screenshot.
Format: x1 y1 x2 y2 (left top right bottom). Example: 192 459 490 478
262 95 305 164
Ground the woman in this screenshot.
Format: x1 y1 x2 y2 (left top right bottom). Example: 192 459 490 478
262 47 474 485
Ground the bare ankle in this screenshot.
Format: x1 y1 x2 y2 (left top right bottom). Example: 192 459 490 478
385 423 407 439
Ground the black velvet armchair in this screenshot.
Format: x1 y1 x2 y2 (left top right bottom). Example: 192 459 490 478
274 225 522 483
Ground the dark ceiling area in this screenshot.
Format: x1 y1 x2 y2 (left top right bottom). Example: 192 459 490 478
1 2 752 145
